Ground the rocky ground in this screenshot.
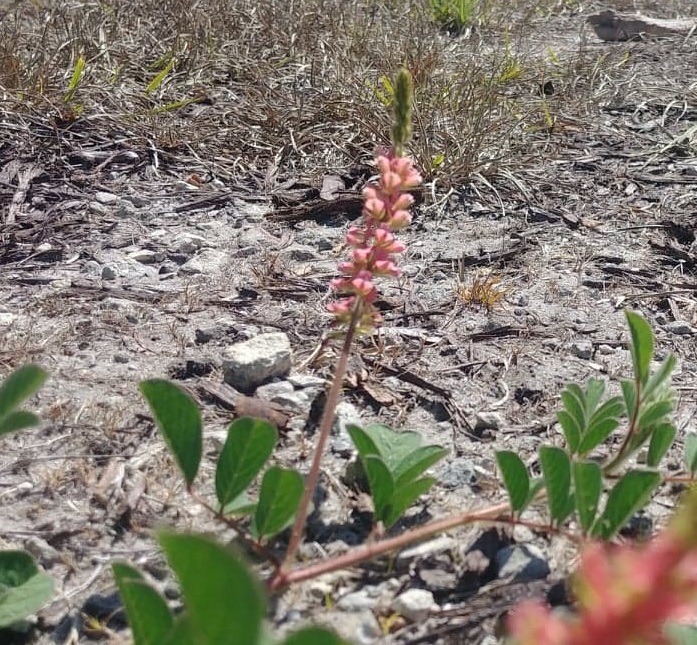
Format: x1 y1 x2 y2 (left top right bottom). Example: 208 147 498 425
1 0 697 643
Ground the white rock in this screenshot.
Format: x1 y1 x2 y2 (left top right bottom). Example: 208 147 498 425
179 249 229 275
95 191 119 204
0 313 18 326
128 249 161 264
222 333 292 392
391 588 436 622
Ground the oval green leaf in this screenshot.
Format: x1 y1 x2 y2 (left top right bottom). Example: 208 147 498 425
159 533 264 645
215 417 277 508
572 460 601 533
539 446 571 525
495 451 529 513
625 310 654 385
684 433 697 475
113 562 173 645
393 445 447 488
647 423 676 468
363 455 395 526
140 380 202 487
592 469 661 540
386 477 435 528
0 551 54 628
252 467 304 540
0 364 47 426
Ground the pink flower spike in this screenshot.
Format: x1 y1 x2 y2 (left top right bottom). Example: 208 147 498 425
328 146 421 332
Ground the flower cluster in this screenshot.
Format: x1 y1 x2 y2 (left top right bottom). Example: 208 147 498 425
509 503 697 645
328 150 422 332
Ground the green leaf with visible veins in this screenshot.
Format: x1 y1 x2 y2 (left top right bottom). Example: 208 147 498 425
215 417 277 508
252 467 304 540
593 470 661 540
539 446 572 525
626 310 654 385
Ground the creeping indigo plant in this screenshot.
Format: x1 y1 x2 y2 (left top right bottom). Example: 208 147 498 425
105 67 694 645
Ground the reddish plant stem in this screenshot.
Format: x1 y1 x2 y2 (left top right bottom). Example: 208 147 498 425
282 309 360 570
188 488 281 567
605 373 643 474
270 500 510 592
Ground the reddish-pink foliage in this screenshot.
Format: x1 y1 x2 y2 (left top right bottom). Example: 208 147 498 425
509 532 697 645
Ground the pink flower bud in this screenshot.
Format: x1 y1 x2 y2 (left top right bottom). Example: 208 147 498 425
373 259 401 276
381 171 402 193
376 155 391 177
389 210 412 229
392 193 415 210
346 227 365 247
363 197 387 219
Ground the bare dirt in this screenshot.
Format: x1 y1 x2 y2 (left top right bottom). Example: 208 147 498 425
1 0 696 643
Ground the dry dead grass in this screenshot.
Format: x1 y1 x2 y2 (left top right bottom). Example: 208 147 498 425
0 0 635 194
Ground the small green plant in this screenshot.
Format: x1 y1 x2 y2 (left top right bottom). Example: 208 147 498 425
429 0 482 34
0 365 54 631
497 310 676 539
347 424 447 529
145 54 176 95
63 55 85 103
140 380 303 545
110 65 697 645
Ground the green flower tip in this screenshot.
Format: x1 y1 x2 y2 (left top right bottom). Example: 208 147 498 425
391 67 414 157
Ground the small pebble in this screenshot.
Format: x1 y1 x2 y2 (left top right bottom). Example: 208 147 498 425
391 588 437 622
94 191 119 205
